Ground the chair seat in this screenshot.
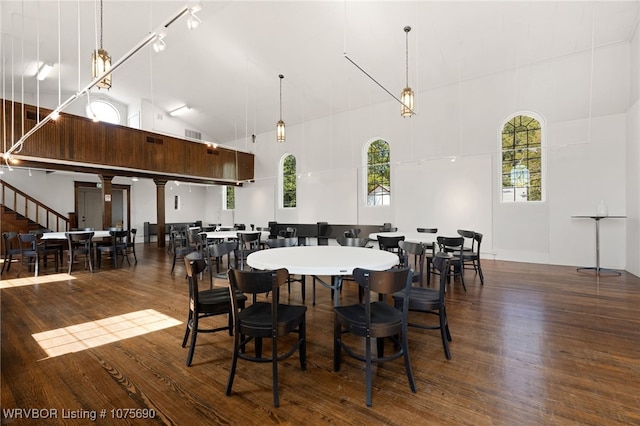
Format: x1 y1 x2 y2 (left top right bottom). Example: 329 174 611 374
238 302 308 336
335 302 403 337
197 287 247 313
394 287 440 310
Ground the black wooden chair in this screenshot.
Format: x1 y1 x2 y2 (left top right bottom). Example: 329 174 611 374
436 236 466 291
126 228 138 264
16 233 59 277
65 231 94 274
457 229 484 285
394 252 453 359
226 267 307 407
377 235 405 262
97 230 130 269
182 252 247 366
334 266 415 407
170 229 197 274
234 232 261 270
399 240 426 287
265 237 306 302
2 231 21 274
202 240 236 286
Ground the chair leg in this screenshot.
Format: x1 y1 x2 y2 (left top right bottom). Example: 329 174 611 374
440 310 452 360
299 317 307 370
272 335 279 407
182 310 193 348
365 336 372 407
401 330 417 393
186 315 198 366
171 254 177 273
333 317 341 371
226 332 240 396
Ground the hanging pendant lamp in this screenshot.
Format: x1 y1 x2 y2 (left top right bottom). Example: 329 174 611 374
92 0 112 89
401 26 414 117
277 74 285 142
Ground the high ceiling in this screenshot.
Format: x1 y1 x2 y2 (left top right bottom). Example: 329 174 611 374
2 1 639 145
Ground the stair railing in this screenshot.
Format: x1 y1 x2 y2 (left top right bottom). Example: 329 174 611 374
1 180 69 232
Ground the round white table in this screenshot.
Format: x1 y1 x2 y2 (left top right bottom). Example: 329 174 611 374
247 246 399 306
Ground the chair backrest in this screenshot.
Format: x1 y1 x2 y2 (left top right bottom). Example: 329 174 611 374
377 235 405 252
2 232 18 252
436 236 464 254
473 232 483 253
18 233 38 253
228 268 289 318
265 237 298 248
398 240 424 266
185 252 207 305
352 267 412 312
66 231 94 252
336 237 369 247
237 232 261 249
109 230 128 242
432 252 452 299
206 240 237 259
417 227 437 234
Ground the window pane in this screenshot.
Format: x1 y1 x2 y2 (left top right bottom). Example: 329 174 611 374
367 139 390 206
501 115 542 202
282 155 296 208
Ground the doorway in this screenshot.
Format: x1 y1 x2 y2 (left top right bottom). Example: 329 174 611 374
75 182 131 230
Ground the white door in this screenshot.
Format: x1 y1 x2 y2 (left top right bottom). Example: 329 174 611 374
78 188 103 230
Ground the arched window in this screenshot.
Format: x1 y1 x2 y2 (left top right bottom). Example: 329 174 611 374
500 113 544 202
223 186 235 210
86 99 120 124
281 154 296 208
365 139 390 206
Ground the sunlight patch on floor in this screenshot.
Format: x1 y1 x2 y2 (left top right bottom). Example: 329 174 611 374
32 309 182 358
0 273 75 289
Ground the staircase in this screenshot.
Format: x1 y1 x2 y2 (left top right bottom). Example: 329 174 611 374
1 181 69 234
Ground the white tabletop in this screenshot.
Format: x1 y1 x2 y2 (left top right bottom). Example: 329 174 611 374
204 230 270 240
247 245 399 276
368 231 436 245
40 230 112 240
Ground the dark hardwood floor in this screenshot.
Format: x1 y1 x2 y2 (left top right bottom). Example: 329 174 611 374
2 244 639 425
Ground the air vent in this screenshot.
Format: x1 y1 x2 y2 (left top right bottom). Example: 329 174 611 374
146 136 164 145
185 129 201 140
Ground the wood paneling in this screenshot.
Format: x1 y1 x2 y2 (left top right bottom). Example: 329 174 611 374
1 246 639 424
1 100 254 184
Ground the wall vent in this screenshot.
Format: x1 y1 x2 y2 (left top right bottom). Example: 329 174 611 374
185 129 201 140
146 136 164 145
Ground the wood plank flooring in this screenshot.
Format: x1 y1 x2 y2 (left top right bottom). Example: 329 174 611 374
2 245 639 425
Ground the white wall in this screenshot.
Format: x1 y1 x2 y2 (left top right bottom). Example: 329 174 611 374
625 23 640 277
5 39 637 274
227 41 632 270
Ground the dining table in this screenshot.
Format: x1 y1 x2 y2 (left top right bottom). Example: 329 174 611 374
247 245 399 306
368 231 437 246
203 230 271 241
39 230 114 271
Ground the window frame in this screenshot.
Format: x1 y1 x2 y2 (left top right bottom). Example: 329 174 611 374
363 138 391 206
499 112 546 203
85 99 120 124
223 185 235 210
280 153 297 209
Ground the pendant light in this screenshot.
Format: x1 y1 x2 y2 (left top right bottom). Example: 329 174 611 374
91 0 112 89
401 26 414 117
277 74 285 142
